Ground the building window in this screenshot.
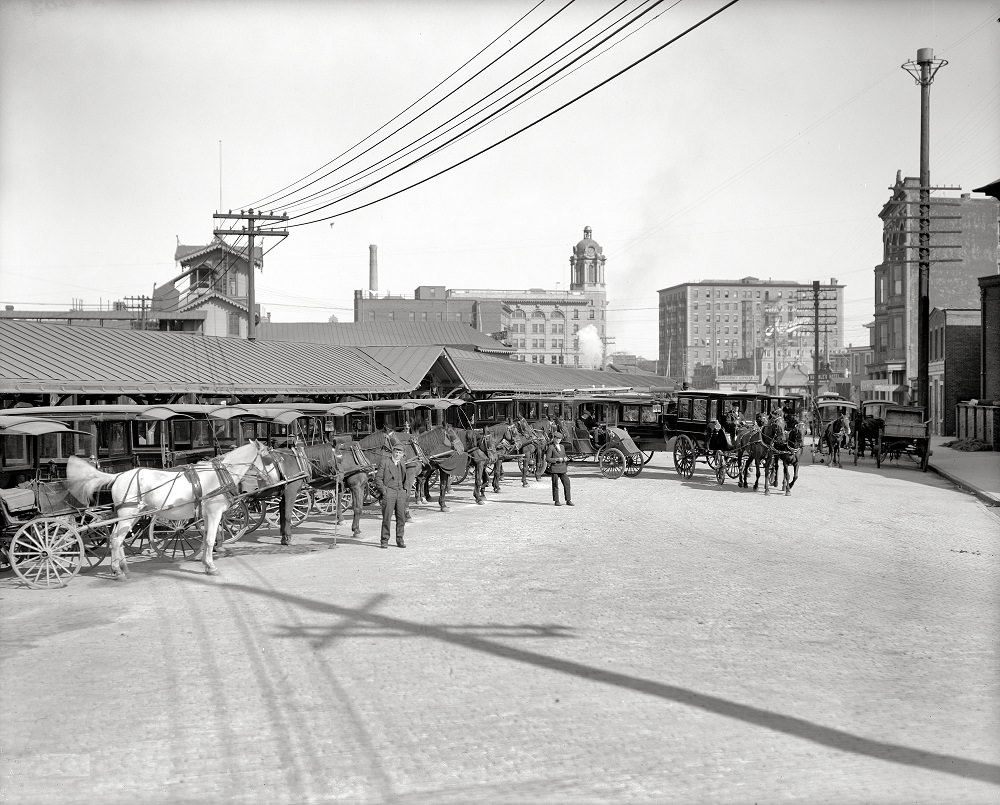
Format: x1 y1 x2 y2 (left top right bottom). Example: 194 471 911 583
421 311 428 321
227 313 240 336
408 311 415 321
589 309 595 319
573 310 579 319
388 311 394 321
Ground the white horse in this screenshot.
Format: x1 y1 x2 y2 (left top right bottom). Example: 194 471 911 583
67 440 279 579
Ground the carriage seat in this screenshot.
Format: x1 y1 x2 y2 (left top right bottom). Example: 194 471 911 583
0 486 36 513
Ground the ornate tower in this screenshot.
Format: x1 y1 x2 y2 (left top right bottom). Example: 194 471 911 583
569 226 606 291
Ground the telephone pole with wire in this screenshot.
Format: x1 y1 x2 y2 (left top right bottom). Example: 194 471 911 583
213 209 288 341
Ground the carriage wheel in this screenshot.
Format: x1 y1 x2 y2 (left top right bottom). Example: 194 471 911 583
715 458 725 485
919 441 931 472
451 464 470 485
218 499 251 544
312 489 338 516
624 453 644 478
78 510 112 570
244 496 268 534
599 447 626 479
10 518 84 589
641 450 655 466
725 454 741 479
265 487 314 528
875 433 882 469
124 516 156 555
148 516 203 560
673 435 696 479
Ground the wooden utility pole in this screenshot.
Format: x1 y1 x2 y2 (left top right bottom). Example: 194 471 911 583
213 209 288 341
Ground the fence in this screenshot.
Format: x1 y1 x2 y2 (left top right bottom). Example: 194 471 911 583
955 403 999 449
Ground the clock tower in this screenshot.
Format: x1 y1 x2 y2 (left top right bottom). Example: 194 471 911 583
569 226 606 291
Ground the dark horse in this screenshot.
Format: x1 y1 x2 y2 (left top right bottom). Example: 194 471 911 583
331 438 377 538
851 412 884 463
823 413 851 468
415 425 472 511
767 420 805 496
735 415 772 494
269 442 340 545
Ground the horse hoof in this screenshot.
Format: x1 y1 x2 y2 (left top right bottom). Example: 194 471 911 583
205 567 220 576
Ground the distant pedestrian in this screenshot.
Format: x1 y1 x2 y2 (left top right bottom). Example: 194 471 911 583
545 432 573 506
375 444 407 548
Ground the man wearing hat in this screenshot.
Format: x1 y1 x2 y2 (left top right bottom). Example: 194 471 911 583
375 443 408 549
544 431 573 506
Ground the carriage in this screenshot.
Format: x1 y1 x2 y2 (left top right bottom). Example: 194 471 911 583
851 400 892 464
809 398 858 465
663 391 766 484
874 405 931 471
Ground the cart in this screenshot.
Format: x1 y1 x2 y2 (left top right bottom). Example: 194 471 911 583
876 406 931 471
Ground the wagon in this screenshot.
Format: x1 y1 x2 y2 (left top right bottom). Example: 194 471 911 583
809 399 858 464
875 405 931 471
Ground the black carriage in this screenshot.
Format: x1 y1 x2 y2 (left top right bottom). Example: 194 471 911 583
875 405 931 471
663 390 765 484
852 400 891 464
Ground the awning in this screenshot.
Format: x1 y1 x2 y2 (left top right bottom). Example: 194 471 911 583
872 384 908 393
0 415 90 436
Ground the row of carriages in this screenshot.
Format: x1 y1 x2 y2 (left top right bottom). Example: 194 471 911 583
0 388 932 588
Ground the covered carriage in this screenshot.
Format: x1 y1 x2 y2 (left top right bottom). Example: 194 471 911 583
809 398 858 465
875 405 931 471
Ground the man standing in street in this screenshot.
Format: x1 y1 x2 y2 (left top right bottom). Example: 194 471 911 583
375 444 407 549
545 431 573 506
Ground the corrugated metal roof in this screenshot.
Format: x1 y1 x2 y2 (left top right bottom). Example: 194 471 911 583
255 321 515 353
360 345 462 387
0 321 412 396
445 349 666 394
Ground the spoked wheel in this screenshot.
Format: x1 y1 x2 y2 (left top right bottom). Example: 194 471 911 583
715 459 725 485
364 478 381 506
673 435 696 479
9 518 84 589
725 454 741 479
244 496 268 534
451 464 470 485
265 487 314 529
124 516 156 556
875 434 883 469
624 452 644 477
219 499 251 544
78 510 113 570
598 447 626 479
641 450 655 465
312 489 338 516
148 516 203 560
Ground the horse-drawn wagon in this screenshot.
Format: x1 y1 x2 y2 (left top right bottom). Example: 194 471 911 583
663 390 764 484
875 405 931 471
809 398 857 467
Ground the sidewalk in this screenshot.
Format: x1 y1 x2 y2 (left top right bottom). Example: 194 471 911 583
928 435 1000 507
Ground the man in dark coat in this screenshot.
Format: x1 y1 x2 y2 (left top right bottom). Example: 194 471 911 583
545 431 573 506
374 444 408 548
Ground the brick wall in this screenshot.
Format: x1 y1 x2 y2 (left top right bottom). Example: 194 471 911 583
943 323 981 434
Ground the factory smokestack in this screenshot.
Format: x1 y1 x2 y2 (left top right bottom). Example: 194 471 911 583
369 244 378 297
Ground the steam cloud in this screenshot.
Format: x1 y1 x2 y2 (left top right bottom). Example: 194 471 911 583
577 324 603 369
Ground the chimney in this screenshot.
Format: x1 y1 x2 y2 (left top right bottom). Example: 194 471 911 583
369 244 378 298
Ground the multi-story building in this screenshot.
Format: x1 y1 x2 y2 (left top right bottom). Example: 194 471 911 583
928 308 980 435
657 277 845 387
868 171 999 404
354 227 609 367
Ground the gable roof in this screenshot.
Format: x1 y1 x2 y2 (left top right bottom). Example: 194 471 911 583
360 345 463 388
174 238 263 266
0 321 411 397
255 321 515 353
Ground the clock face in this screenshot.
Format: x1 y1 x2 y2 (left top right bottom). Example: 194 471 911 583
585 246 596 258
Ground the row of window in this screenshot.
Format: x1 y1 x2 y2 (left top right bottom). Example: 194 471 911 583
379 311 465 322
510 355 575 364
511 309 597 320
690 289 787 300
510 323 570 335
512 338 574 350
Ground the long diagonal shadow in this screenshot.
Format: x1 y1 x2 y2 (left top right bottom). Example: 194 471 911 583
167 571 1000 786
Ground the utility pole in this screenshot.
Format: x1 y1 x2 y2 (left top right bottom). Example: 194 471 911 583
213 209 288 341
812 280 820 402
902 48 947 410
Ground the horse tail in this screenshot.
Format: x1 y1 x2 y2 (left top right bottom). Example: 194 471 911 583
66 455 118 503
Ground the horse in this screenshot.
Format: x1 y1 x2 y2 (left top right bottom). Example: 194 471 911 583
358 431 427 519
467 430 498 504
267 442 341 545
823 413 851 468
415 425 471 511
331 438 377 537
767 420 805 495
734 416 772 494
66 440 279 579
851 413 884 462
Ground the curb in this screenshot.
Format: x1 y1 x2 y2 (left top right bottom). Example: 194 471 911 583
929 464 1000 508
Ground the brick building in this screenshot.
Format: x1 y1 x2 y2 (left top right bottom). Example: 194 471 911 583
353 228 609 367
928 308 980 435
869 171 999 405
657 277 845 387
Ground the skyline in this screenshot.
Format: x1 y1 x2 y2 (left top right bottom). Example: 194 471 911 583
1 0 998 359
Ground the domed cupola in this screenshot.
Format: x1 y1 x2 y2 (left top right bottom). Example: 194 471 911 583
569 226 606 290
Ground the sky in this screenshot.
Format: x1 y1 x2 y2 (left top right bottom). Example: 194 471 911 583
1 0 998 360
